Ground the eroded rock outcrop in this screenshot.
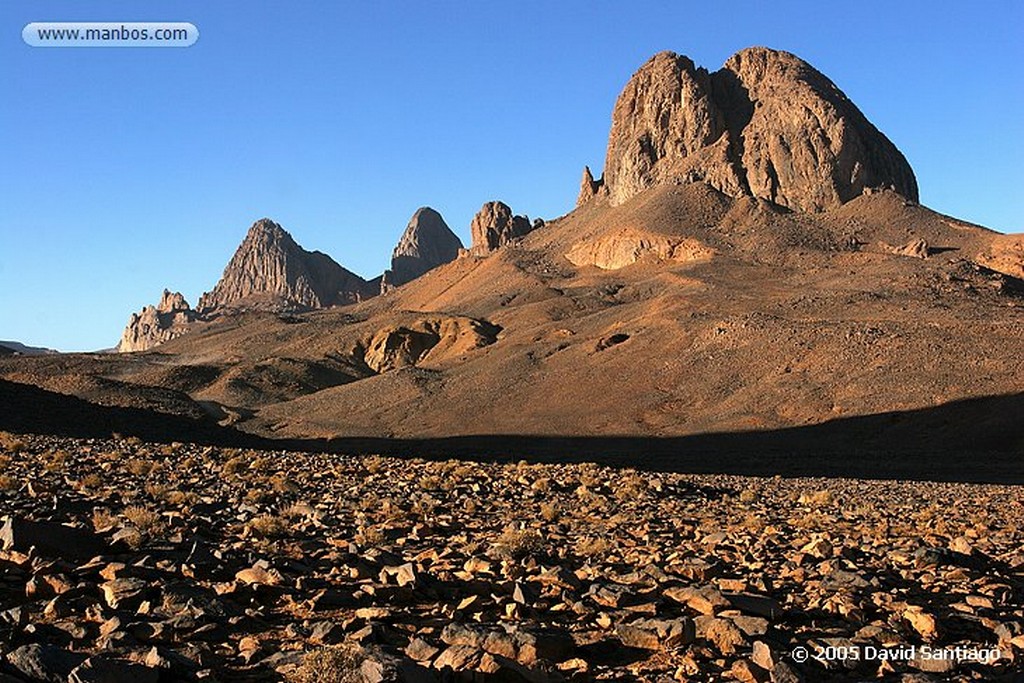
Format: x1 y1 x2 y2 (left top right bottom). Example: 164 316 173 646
117 290 197 353
599 48 918 213
566 229 713 270
469 202 533 253
362 317 501 373
381 208 463 292
197 219 375 313
577 166 604 206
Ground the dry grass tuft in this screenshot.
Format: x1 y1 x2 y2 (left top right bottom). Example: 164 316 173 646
248 513 290 539
493 529 544 560
289 644 365 683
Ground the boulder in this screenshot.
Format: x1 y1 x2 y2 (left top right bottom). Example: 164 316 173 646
469 202 534 253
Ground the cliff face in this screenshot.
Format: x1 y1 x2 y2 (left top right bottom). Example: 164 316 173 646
596 48 918 212
197 219 374 313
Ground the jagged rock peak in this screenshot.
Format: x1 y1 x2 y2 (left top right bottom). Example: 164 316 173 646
197 218 375 313
117 290 196 353
469 201 534 253
381 207 464 292
577 166 604 206
600 47 918 212
156 289 190 313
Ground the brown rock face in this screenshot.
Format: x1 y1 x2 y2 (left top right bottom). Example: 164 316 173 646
577 166 604 206
197 219 374 313
381 208 464 292
117 290 197 353
469 202 533 253
601 48 918 212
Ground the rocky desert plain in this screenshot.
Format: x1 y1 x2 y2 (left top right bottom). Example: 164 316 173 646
1 48 1022 682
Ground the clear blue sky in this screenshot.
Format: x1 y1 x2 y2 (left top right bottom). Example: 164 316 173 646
2 1 1022 351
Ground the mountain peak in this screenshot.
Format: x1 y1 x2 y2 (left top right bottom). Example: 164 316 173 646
594 47 918 212
381 207 463 292
196 219 374 313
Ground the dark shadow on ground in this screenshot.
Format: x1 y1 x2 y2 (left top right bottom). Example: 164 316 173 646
2 379 1021 484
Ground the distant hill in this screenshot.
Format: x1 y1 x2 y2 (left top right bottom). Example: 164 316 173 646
0 340 58 356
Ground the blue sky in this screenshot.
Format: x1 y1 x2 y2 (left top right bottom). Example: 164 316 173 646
1 1 1022 351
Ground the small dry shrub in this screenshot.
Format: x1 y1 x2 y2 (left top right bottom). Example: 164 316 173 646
356 525 386 547
43 450 69 472
576 536 612 557
245 488 273 505
221 456 248 477
0 475 16 491
418 475 442 491
290 644 365 683
270 474 298 493
363 455 386 474
739 488 759 504
248 514 289 539
539 502 560 523
123 506 165 537
614 475 648 501
493 529 544 560
0 432 26 453
144 482 168 499
127 459 155 476
80 473 103 489
165 490 197 506
92 508 118 532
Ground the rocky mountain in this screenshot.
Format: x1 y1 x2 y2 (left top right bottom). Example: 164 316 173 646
468 201 536 254
381 207 463 292
116 290 197 353
593 47 918 212
196 218 376 313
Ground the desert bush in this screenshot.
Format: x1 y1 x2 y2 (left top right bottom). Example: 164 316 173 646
145 482 169 499
493 529 544 560
363 455 386 474
165 489 198 506
539 502 560 523
76 473 103 492
43 450 69 472
290 644 365 683
356 525 386 547
739 488 759 504
221 456 248 477
123 506 165 537
0 475 16 491
92 508 118 531
0 432 26 453
127 459 155 476
576 536 612 557
248 513 289 539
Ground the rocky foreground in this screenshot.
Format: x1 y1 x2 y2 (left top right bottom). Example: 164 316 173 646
0 432 1021 682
